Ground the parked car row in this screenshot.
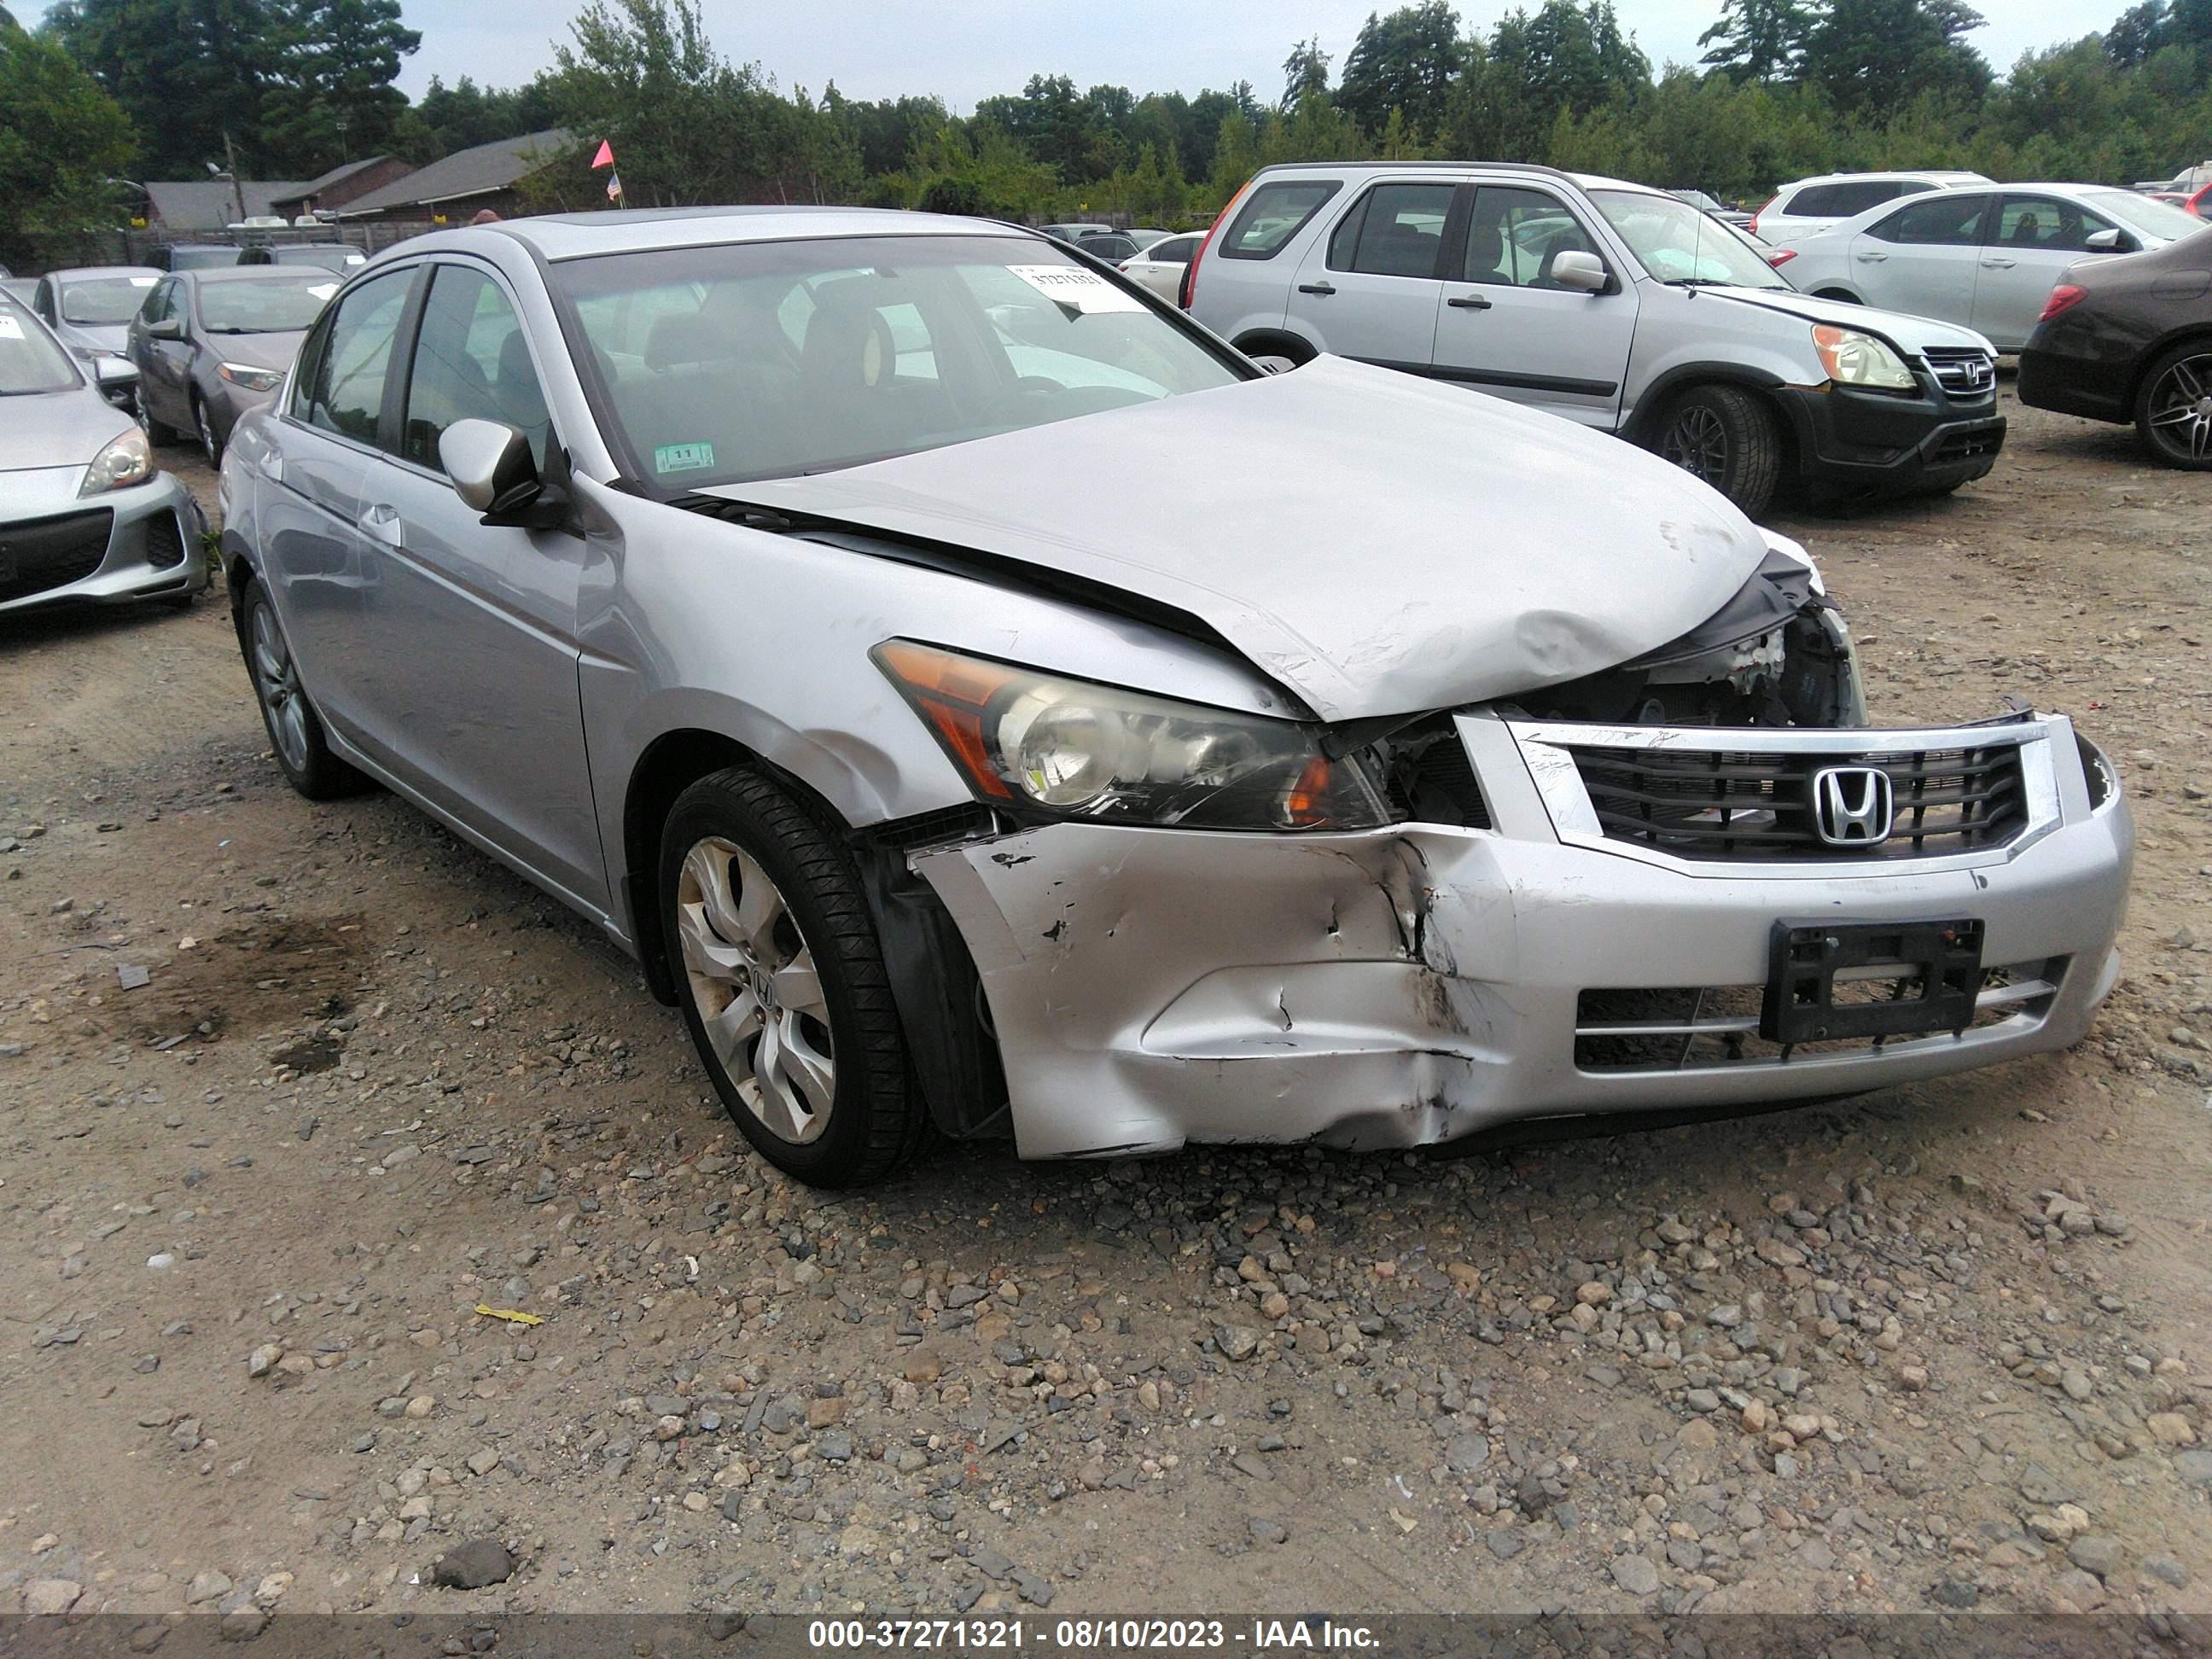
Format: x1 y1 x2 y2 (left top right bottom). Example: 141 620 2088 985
192 206 2132 1190
1178 162 2005 516
1767 183 2203 350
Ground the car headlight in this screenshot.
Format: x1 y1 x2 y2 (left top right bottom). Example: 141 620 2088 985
1813 324 1916 391
218 362 284 393
79 425 152 496
873 640 1390 831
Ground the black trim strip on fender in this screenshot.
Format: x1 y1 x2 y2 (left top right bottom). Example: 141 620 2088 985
1352 356 1620 399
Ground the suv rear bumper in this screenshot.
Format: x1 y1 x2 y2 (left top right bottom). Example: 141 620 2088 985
1773 383 2005 494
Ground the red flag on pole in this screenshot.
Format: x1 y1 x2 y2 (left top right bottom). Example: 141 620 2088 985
591 139 614 169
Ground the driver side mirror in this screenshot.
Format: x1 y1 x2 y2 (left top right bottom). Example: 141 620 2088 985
2083 227 2133 253
148 316 183 341
1550 250 1611 294
439 418 540 515
94 356 139 405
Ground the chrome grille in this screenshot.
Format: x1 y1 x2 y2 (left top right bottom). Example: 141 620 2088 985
1563 740 2029 861
1923 347 1994 397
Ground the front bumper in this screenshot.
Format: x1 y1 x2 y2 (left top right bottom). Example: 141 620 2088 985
911 711 2131 1160
0 471 208 614
1774 382 2005 495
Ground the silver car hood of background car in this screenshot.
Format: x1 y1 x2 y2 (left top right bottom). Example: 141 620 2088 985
1708 286 1999 355
0 384 129 475
716 355 1772 722
204 329 307 372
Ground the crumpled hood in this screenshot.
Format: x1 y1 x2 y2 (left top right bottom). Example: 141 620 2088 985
718 356 1771 722
0 385 131 474
1708 286 1997 356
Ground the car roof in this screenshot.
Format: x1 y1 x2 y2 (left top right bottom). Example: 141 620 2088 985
1244 160 1668 200
183 264 340 283
1781 171 1989 189
45 265 163 281
445 206 1033 264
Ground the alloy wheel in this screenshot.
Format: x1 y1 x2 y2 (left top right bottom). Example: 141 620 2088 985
2145 353 2212 462
249 602 311 773
1662 404 1730 483
676 835 836 1145
196 401 219 465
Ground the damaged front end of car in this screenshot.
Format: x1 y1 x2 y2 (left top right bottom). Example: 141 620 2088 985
837 533 2132 1162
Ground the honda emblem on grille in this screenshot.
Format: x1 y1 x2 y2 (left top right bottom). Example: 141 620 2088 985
1812 766 1895 847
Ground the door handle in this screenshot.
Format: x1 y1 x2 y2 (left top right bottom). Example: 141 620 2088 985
1981 256 2016 269
1854 250 1888 262
1297 282 1336 296
357 503 404 548
1447 294 1493 310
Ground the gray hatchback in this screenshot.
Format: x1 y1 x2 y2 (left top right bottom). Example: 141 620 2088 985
218 208 2131 1188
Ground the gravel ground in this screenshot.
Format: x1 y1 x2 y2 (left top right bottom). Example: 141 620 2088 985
0 393 2208 1630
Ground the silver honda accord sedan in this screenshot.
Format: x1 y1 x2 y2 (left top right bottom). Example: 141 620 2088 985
217 207 2133 1187
2 293 208 614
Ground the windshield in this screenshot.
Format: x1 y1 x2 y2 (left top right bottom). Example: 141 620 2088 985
2084 189 2207 243
60 273 158 325
1591 189 1790 288
198 276 338 334
0 302 81 394
556 234 1243 490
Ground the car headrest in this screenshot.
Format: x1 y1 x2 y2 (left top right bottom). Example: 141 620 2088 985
643 311 736 373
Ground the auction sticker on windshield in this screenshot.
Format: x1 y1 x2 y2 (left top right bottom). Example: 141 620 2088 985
655 441 716 474
0 316 22 339
1007 265 1146 315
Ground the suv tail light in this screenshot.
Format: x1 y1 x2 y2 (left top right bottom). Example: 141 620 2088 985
1767 247 1796 268
1748 194 1778 237
1181 180 1249 311
2040 283 2087 322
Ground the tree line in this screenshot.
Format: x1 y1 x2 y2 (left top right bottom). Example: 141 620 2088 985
11 0 2212 271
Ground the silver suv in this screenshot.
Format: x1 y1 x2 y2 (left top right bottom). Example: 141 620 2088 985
1184 163 2006 517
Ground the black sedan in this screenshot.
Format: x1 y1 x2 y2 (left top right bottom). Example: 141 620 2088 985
2018 230 2212 466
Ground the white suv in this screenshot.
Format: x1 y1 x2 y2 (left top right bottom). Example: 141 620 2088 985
1183 162 2005 518
1749 171 1993 247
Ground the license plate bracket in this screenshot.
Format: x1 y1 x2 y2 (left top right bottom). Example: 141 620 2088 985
1761 918 1985 1045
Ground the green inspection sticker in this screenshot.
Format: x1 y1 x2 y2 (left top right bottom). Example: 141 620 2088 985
655 441 715 474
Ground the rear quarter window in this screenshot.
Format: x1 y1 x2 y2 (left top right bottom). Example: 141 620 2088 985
1218 180 1342 259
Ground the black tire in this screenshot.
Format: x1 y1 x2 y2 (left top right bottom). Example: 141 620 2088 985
194 396 224 468
658 766 923 1188
1656 383 1783 518
1811 288 1860 304
140 401 179 447
2133 341 2212 469
239 580 370 800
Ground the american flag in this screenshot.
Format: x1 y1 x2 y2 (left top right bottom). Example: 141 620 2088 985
606 171 624 204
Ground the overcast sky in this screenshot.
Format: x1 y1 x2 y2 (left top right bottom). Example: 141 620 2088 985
26 0 2125 106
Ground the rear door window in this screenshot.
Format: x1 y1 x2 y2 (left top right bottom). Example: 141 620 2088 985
1218 180 1342 259
1329 182 1456 277
1866 194 1990 246
300 267 415 450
